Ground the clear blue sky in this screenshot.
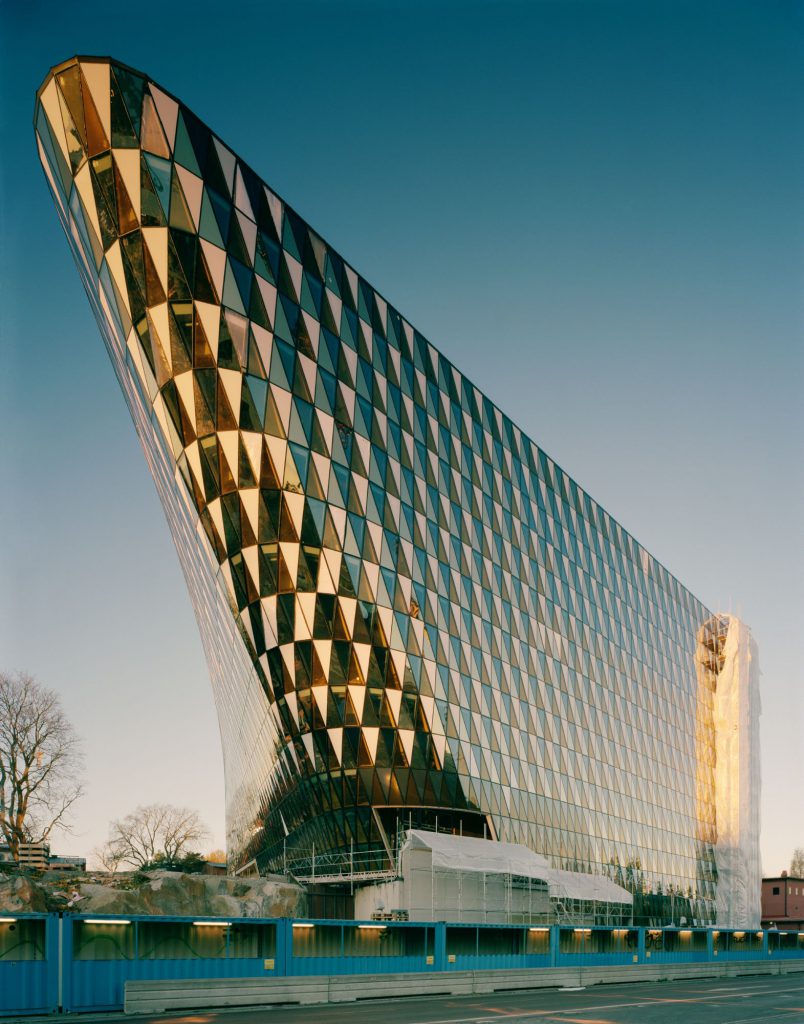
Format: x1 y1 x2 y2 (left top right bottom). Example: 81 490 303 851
1 0 801 872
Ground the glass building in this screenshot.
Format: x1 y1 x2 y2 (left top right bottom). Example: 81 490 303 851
35 57 761 925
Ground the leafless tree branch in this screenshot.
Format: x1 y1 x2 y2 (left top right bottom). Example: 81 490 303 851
106 804 210 868
0 671 84 859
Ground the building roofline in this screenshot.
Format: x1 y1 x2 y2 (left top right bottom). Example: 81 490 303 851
32 55 730 621
35 55 150 106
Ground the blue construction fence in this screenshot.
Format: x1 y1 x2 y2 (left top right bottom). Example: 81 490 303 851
2 913 804 1015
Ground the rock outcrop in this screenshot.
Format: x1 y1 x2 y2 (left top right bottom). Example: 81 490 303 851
0 869 306 918
0 875 49 913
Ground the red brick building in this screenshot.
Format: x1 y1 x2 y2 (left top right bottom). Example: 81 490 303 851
762 872 804 929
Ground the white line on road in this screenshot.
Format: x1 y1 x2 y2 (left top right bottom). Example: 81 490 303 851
408 983 804 1024
720 1013 804 1024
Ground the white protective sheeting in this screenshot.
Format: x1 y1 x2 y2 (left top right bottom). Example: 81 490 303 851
404 830 633 905
714 617 762 928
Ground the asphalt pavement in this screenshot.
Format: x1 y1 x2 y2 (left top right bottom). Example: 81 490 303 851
44 973 804 1024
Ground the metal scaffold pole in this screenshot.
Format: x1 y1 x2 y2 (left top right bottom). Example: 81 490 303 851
431 854 435 920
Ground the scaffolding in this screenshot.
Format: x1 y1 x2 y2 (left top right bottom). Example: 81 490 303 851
357 829 632 925
285 842 395 887
283 826 632 925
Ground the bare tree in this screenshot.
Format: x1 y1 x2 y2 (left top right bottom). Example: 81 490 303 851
0 672 84 859
106 804 209 867
791 848 804 877
91 842 126 874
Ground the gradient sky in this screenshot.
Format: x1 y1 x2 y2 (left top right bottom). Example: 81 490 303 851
1 0 801 873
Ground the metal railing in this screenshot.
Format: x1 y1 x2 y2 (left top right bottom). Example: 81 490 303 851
284 842 396 885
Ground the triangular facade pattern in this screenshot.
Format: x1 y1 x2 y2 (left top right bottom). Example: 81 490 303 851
36 56 727 922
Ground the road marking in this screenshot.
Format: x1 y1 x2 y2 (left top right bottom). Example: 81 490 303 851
414 999 745 1024
163 1018 213 1023
721 1013 804 1024
414 1009 804 1024
543 1018 615 1023
173 978 804 1024
634 985 804 1003
409 986 804 1024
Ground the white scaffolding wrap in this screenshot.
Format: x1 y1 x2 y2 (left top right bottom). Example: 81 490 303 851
714 617 762 928
404 831 633 904
354 829 632 924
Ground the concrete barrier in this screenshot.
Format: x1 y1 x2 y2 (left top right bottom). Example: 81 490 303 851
328 970 475 1002
125 975 330 1012
475 968 585 994
124 959 804 1013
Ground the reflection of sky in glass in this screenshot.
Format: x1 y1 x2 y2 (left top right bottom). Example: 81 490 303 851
2 1 801 878
35 54 743 921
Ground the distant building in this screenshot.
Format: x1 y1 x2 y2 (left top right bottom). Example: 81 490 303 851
0 842 86 874
46 854 87 873
762 872 804 930
17 843 50 871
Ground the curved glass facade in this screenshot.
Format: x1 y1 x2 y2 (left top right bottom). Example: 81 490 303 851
36 56 757 924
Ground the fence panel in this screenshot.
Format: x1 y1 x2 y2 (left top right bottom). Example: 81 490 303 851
714 930 766 961
557 926 639 966
770 931 804 960
0 915 58 1016
646 928 709 963
4 914 800 1015
64 917 280 1012
289 921 435 976
444 924 551 971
